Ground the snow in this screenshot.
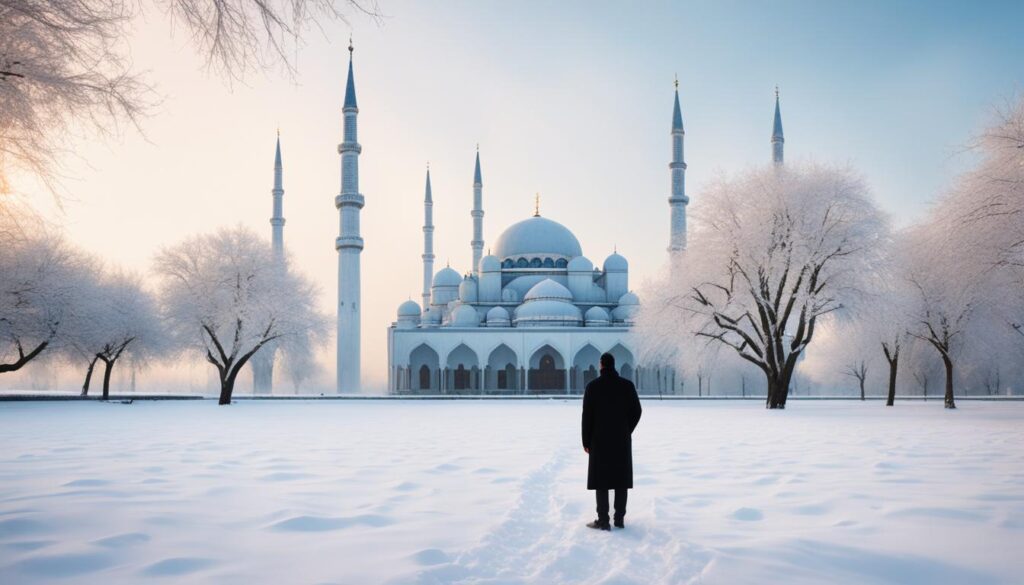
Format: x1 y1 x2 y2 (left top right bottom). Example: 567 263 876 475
0 400 1021 584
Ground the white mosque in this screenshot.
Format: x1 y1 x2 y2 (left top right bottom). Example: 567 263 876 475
255 43 786 395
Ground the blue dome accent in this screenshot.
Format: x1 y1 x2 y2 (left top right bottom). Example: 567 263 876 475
672 89 684 132
344 56 358 109
604 252 628 272
493 216 582 260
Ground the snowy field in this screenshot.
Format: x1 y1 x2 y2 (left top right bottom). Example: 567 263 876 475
0 400 1022 585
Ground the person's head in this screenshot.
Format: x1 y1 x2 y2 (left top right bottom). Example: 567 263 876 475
599 353 615 371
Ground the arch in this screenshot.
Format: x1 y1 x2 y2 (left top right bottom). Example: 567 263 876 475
609 343 635 382
542 257 554 268
530 257 543 268
516 257 529 268
502 259 514 269
555 258 569 269
486 344 519 392
572 344 602 392
445 343 480 392
528 344 566 393
409 344 440 392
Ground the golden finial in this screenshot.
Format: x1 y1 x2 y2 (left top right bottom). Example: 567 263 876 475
534 193 540 217
674 74 679 90
775 85 779 100
426 160 429 171
348 36 354 55
476 142 480 152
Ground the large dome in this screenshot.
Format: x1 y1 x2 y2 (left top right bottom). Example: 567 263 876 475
492 216 583 260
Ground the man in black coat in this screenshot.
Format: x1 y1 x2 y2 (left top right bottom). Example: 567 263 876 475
582 352 642 530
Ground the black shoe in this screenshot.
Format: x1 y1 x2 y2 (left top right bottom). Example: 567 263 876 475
586 519 611 531
613 518 624 529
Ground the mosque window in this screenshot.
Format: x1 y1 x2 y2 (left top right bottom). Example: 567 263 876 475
502 259 514 269
530 258 542 268
542 258 554 268
555 258 568 269
516 258 529 268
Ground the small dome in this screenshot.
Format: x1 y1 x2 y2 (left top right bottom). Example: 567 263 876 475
514 299 583 327
524 279 573 302
604 252 628 272
584 306 610 325
486 306 511 326
450 304 479 327
424 307 441 324
397 299 421 318
567 256 593 272
493 216 583 260
433 267 462 288
479 255 500 273
618 291 639 306
459 277 478 302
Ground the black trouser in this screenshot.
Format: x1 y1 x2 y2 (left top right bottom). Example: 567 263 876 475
595 488 628 523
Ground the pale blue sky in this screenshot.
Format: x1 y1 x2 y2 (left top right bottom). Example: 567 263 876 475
27 0 1024 390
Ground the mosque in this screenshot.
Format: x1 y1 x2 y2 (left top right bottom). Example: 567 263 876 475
254 42 786 395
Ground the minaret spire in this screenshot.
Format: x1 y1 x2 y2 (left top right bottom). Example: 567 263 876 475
271 131 285 261
470 146 484 276
422 167 435 312
772 86 784 166
336 39 364 393
668 78 689 253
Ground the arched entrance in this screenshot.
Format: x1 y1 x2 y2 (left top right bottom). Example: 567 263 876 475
446 344 480 393
609 343 635 382
486 344 519 392
409 344 440 393
572 344 602 393
528 344 566 393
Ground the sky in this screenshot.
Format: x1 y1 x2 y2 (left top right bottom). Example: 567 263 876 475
19 0 1024 392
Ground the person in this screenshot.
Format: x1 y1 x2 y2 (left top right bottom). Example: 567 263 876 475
581 352 642 531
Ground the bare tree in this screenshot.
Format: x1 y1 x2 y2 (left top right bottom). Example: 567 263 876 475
639 164 887 409
843 359 868 401
155 226 327 404
0 0 379 195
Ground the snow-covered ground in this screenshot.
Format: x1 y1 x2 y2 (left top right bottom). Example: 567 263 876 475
0 400 1021 584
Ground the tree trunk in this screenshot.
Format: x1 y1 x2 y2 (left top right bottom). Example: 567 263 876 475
81 357 98 396
101 359 114 400
860 378 865 401
886 357 898 407
766 371 791 409
942 355 956 409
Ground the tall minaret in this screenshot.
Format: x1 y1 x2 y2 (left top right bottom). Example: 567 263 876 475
772 86 784 166
470 147 484 275
271 131 285 261
668 77 689 253
252 132 285 394
421 167 434 312
336 39 363 393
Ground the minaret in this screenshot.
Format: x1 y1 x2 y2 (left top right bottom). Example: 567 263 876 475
421 167 434 312
668 77 689 253
271 131 285 261
336 39 363 393
772 86 784 166
470 147 484 276
252 133 285 394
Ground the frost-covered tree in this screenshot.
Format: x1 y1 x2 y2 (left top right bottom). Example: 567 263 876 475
65 269 166 398
0 0 378 195
0 227 89 373
155 226 328 404
639 164 887 409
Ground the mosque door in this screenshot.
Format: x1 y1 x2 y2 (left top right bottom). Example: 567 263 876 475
454 365 471 391
419 365 431 391
531 354 565 392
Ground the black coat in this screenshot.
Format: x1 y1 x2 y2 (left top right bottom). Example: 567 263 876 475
582 368 642 490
